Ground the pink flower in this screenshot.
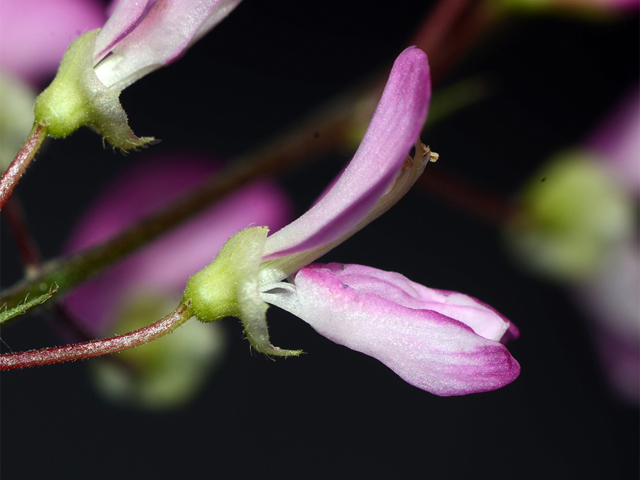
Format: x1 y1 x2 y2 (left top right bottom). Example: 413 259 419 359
576 240 639 403
258 48 520 395
31 0 243 148
185 47 520 396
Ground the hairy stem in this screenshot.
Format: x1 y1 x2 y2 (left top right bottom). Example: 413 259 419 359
0 303 192 370
0 123 47 210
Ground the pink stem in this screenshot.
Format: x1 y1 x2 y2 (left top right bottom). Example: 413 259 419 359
0 302 192 370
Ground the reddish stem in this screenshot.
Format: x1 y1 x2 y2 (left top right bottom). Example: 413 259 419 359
411 0 474 58
0 123 47 211
431 2 502 85
0 303 192 370
418 165 517 225
410 0 503 86
2 196 42 270
1 197 118 357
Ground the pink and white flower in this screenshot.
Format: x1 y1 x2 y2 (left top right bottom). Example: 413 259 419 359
187 47 520 396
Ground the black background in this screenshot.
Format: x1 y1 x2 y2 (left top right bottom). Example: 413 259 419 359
1 1 638 479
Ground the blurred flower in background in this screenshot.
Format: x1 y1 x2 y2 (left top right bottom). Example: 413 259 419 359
0 0 106 86
575 86 639 404
63 155 293 410
506 85 639 403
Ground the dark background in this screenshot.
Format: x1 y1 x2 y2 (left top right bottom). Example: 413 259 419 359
1 1 638 478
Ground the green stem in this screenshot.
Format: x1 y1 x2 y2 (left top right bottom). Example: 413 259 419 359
0 302 192 370
0 122 48 210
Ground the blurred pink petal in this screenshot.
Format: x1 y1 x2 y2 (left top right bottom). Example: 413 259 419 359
0 0 106 85
576 85 640 403
585 85 640 193
575 241 640 403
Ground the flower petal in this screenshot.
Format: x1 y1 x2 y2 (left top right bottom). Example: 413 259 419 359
319 263 517 342
262 263 520 396
94 0 243 90
93 0 158 63
262 46 431 260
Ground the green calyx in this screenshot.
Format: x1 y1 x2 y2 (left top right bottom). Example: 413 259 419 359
33 30 153 149
183 227 301 357
184 227 269 322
